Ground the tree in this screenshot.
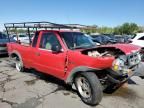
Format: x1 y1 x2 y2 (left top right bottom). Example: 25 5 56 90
114 23 139 35
113 26 121 35
96 27 114 34
137 26 144 33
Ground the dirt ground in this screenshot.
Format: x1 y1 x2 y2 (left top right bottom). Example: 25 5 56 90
0 55 144 108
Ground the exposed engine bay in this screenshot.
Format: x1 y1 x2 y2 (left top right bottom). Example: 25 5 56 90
81 47 125 58
81 47 141 73
87 51 111 57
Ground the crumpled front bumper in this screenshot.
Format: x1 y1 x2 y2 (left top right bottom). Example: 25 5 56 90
106 66 139 85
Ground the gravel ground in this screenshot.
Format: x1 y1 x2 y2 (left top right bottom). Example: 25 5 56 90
0 56 144 108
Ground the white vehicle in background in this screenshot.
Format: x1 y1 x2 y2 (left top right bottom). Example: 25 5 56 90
130 33 144 62
131 33 144 47
12 34 30 43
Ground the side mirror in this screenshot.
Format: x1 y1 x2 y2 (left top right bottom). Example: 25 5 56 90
51 45 62 53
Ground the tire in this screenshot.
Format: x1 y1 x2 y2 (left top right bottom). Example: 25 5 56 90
15 56 24 72
74 72 103 106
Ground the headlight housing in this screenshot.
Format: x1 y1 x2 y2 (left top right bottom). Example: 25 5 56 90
128 52 141 66
112 52 141 74
112 58 125 72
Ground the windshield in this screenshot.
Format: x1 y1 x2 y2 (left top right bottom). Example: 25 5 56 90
60 32 95 49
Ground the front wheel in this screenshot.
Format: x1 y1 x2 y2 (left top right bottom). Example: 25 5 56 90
74 72 103 106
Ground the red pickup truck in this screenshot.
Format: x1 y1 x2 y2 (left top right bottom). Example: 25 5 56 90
5 22 141 105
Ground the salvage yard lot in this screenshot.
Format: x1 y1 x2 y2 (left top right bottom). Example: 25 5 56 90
0 56 144 108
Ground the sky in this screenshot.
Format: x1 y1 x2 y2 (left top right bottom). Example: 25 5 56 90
0 0 144 30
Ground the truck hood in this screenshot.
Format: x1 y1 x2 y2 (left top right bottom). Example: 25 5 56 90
99 44 141 55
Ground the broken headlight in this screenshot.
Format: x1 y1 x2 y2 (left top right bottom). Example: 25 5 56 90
112 58 125 72
128 52 141 66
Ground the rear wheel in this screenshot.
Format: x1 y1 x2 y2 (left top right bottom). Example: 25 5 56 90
15 56 24 72
74 72 103 106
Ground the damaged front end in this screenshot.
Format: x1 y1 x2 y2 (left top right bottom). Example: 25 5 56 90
81 45 141 91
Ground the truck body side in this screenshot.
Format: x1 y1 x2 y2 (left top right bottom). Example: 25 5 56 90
7 30 116 81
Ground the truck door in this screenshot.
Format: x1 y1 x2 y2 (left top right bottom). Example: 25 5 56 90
33 31 67 79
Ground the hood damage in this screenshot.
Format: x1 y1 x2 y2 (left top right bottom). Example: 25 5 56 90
81 47 124 58
81 44 141 58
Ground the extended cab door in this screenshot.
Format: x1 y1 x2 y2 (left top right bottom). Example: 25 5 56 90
32 31 67 79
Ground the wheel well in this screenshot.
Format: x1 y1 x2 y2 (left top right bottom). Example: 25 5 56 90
73 71 82 80
10 53 19 59
72 71 82 80
66 70 104 85
10 53 22 62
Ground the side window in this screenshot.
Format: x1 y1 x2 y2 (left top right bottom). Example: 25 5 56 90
39 32 61 50
138 36 144 40
32 31 39 47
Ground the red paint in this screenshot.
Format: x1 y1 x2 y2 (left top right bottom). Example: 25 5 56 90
101 44 141 55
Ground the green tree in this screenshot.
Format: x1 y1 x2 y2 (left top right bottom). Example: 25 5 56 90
97 27 114 34
114 23 139 35
137 26 144 33
113 26 121 35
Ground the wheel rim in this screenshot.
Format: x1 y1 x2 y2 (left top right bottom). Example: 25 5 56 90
76 76 91 99
16 61 22 71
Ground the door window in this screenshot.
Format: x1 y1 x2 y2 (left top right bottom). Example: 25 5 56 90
39 32 61 50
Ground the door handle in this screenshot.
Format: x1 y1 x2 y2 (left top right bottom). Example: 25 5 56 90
35 52 40 56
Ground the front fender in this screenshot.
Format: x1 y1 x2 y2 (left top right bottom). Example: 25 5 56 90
65 66 100 84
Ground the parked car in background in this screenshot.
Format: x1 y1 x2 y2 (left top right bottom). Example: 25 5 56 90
115 36 125 43
90 35 116 45
107 35 118 42
103 34 132 43
130 33 144 47
0 32 15 55
30 33 35 40
115 35 131 43
130 33 144 61
85 34 100 45
12 34 30 43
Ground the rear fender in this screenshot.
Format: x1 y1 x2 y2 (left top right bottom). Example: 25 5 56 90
10 50 23 63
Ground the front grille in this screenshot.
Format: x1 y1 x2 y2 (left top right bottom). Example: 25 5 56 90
128 52 140 66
